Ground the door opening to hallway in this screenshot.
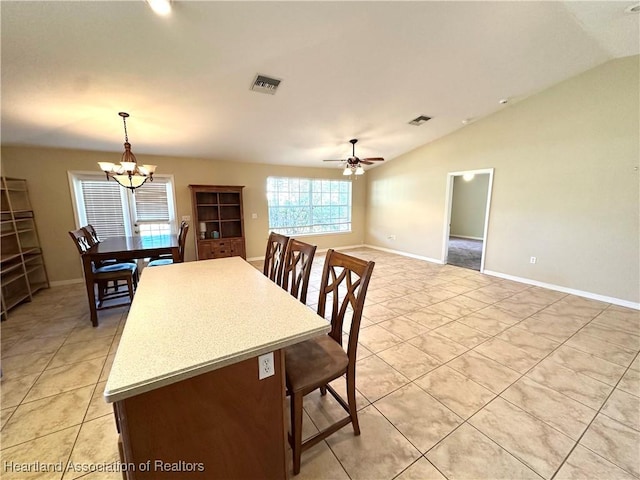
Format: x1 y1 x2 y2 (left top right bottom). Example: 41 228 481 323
443 169 493 272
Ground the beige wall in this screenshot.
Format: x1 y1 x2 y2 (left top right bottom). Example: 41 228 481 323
0 148 366 283
366 56 639 303
450 174 489 239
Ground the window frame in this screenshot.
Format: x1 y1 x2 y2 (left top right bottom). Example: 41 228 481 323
67 171 178 237
266 176 352 236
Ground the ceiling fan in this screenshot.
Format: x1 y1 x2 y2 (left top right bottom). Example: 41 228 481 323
323 139 384 175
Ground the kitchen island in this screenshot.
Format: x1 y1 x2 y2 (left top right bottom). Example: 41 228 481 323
104 257 329 479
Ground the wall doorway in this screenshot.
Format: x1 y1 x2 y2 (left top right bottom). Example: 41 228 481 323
442 169 494 272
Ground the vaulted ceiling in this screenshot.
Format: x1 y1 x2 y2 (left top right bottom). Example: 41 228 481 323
1 1 638 169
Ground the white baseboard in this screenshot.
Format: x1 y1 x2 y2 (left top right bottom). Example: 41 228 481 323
363 244 444 265
318 244 366 254
50 278 84 287
450 235 483 241
361 245 638 310
483 270 639 310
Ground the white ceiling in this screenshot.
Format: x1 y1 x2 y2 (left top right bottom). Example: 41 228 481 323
1 1 638 169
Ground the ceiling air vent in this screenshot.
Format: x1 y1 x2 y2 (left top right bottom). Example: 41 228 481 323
408 115 432 126
251 74 282 95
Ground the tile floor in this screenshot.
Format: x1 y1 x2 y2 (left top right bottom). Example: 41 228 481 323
1 247 639 479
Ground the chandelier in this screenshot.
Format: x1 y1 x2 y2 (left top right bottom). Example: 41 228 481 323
98 112 156 192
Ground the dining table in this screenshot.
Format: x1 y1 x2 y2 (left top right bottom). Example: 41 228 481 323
104 256 329 479
82 235 180 326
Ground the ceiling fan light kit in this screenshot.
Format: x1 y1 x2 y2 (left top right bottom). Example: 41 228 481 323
98 112 157 193
342 164 365 176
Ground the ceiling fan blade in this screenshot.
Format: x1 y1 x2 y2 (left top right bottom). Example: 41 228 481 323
321 140 383 166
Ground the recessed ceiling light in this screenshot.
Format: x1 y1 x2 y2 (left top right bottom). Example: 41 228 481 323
625 3 640 13
462 118 473 125
499 98 509 105
147 0 171 16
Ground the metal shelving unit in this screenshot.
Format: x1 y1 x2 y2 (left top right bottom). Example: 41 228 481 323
1 177 50 320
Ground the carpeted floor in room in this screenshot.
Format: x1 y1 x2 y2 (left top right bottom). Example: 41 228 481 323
447 236 483 271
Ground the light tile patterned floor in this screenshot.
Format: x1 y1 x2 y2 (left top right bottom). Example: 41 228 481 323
1 247 639 479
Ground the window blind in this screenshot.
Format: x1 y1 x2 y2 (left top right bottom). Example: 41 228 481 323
80 180 126 238
133 182 170 222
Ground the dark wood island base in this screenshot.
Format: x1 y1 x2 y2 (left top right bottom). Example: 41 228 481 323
113 352 288 479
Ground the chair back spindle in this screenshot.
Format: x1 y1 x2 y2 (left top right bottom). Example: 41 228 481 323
69 228 93 254
82 224 101 246
281 239 316 304
263 232 289 286
318 250 374 361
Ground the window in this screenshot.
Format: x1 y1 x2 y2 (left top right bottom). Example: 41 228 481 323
132 181 172 237
69 173 177 238
266 177 351 235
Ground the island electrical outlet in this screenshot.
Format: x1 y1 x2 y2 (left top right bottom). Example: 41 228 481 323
258 352 275 379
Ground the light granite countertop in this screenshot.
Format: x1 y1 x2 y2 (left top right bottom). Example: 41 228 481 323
104 257 329 403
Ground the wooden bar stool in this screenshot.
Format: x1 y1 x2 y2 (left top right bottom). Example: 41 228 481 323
284 249 375 474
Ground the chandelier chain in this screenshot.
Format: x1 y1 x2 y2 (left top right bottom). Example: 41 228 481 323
122 116 129 143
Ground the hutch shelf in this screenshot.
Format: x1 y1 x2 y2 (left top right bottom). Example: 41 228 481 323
189 185 246 260
1 177 49 320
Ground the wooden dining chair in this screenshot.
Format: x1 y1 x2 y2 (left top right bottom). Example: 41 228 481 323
82 224 101 246
82 224 117 266
263 232 290 286
69 228 93 254
284 249 375 475
82 224 135 291
281 239 317 305
147 221 189 267
148 221 188 261
69 228 138 308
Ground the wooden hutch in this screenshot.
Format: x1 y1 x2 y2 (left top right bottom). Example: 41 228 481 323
189 185 246 260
